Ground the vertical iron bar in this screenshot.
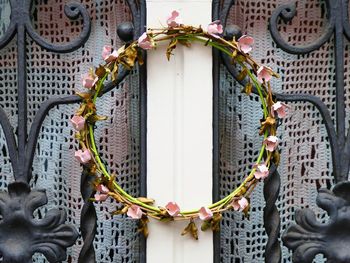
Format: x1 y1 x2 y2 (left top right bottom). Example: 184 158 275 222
334 0 345 149
17 23 28 183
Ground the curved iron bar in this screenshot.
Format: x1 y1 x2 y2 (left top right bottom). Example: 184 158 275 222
269 1 334 54
0 107 18 175
263 164 281 263
25 2 91 53
342 0 350 40
25 68 130 175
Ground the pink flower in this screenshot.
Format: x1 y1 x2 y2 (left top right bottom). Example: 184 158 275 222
263 135 279 152
167 10 181 28
94 185 110 201
198 207 213 221
257 66 272 83
272 101 289 118
232 197 249 211
138 32 154 50
102 45 119 63
165 201 180 216
237 35 254 53
96 184 109 194
127 205 143 219
70 115 85 131
207 20 223 38
254 163 269 180
94 193 108 202
82 73 98 89
74 149 92 164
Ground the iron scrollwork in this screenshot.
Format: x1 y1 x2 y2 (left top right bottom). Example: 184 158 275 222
213 0 350 262
0 0 145 262
282 182 350 263
270 0 350 262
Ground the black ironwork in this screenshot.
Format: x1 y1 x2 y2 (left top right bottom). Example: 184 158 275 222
213 0 350 262
269 0 350 262
282 182 350 263
0 0 146 262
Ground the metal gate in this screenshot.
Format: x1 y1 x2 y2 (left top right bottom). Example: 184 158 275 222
0 0 348 262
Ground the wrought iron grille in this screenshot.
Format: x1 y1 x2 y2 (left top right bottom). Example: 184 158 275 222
0 0 349 262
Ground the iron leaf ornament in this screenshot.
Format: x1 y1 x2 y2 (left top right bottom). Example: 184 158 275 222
0 182 78 263
282 182 350 263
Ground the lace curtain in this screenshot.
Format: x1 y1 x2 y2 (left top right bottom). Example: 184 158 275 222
0 0 343 262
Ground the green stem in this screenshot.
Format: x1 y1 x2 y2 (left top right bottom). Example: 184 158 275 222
86 31 274 217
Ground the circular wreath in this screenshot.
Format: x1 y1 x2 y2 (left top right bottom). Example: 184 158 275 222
71 11 289 239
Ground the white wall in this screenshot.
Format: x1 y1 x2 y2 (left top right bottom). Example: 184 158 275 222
146 1 213 262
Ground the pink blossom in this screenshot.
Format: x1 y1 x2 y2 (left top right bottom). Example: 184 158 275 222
70 115 85 131
138 32 154 50
237 35 254 53
82 73 98 89
263 135 279 152
94 185 110 201
207 20 223 38
74 149 92 164
94 193 108 202
167 10 181 28
272 101 289 118
127 205 143 219
232 197 249 211
102 45 119 63
96 184 109 194
165 201 180 216
254 163 269 180
198 207 213 221
257 66 272 83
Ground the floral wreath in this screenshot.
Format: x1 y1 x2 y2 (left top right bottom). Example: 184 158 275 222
71 11 289 239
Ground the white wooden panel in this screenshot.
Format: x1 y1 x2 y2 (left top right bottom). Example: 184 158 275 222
146 1 213 263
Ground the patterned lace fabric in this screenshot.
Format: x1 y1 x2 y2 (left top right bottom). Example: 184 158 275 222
219 0 342 262
0 0 141 262
0 0 346 262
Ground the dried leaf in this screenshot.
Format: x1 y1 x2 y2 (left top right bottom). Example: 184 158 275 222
112 205 129 215
241 82 253 95
111 63 119 82
237 68 248 81
259 116 276 135
181 221 198 240
235 54 246 63
166 38 178 61
200 220 211 232
119 46 138 69
231 49 238 60
95 65 106 78
211 213 222 232
138 215 150 238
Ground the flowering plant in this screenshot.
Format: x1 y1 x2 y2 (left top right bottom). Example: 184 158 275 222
71 11 289 240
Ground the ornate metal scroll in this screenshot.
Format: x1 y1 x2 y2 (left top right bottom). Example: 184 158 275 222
213 0 350 262
268 0 350 262
0 0 146 262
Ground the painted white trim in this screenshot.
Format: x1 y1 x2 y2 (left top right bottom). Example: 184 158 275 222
146 2 213 263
